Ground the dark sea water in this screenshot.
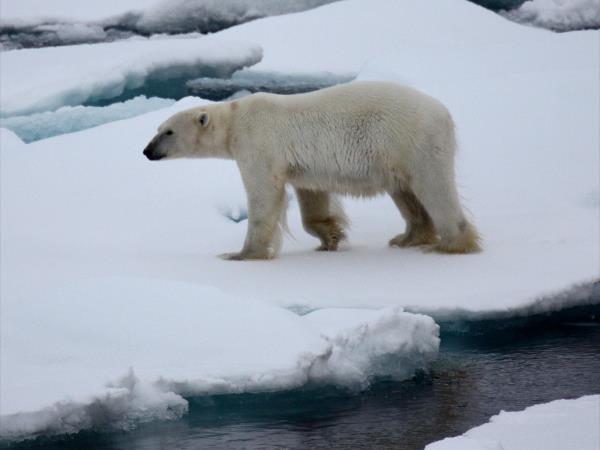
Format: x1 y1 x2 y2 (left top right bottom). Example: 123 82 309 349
7 311 600 450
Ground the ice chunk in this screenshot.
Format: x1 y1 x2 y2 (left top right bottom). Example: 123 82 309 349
426 395 600 450
303 308 440 388
0 35 262 117
502 0 600 32
1 96 175 143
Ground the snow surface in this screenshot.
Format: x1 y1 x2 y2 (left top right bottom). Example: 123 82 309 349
0 35 262 117
426 395 600 450
502 0 600 32
1 0 599 441
0 96 175 143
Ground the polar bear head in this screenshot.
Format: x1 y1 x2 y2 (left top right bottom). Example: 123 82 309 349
143 105 229 160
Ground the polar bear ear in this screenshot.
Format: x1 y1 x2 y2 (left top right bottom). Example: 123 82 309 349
198 112 209 127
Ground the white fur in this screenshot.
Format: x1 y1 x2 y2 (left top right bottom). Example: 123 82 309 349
146 81 481 260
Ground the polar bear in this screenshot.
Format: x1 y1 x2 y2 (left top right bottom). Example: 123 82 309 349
143 81 481 260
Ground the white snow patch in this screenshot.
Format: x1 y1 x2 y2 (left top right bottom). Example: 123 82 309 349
426 395 600 450
0 35 262 117
502 0 600 32
1 96 175 142
0 277 438 440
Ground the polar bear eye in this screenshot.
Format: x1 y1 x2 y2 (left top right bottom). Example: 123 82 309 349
165 130 174 136
198 112 209 127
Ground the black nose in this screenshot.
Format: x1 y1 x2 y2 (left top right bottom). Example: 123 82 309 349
143 143 163 161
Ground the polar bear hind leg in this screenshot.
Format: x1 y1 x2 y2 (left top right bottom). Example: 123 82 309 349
388 187 438 248
409 168 482 254
296 188 348 251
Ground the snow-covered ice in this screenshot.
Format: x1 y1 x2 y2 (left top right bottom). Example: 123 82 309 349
426 395 600 450
0 0 598 442
0 96 175 143
0 35 262 117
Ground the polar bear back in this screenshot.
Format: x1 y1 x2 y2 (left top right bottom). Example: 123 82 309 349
232 81 456 196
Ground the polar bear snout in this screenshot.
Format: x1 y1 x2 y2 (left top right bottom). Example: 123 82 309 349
143 142 163 161
143 133 169 161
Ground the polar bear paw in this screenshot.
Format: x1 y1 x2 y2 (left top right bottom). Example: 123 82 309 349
389 227 438 248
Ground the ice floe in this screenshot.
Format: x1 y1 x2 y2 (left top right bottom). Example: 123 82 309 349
0 278 438 440
426 395 600 450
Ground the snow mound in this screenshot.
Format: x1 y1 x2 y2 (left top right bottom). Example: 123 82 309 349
216 0 558 75
502 0 600 32
1 96 175 143
426 395 600 450
0 35 262 117
0 277 438 441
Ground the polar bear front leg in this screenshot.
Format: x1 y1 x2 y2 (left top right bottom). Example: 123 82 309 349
220 164 286 261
